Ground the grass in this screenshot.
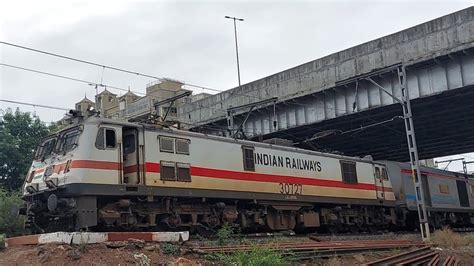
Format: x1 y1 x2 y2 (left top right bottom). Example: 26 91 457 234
216 222 235 246
206 245 287 266
462 234 474 246
133 253 151 266
431 227 464 249
160 243 180 255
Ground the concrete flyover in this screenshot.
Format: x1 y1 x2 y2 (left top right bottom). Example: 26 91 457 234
179 7 474 161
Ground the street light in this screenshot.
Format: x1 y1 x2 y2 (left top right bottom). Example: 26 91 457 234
225 16 244 90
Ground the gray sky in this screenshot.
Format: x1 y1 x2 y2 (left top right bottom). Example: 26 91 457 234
1 0 473 170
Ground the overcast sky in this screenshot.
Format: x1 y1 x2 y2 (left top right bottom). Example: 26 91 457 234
1 0 473 170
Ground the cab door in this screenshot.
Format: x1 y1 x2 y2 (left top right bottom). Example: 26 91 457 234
374 165 385 200
122 127 140 184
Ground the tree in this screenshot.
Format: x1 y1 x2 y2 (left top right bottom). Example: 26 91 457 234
0 188 24 236
0 108 51 191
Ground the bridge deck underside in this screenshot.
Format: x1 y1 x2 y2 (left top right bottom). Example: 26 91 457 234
256 85 474 162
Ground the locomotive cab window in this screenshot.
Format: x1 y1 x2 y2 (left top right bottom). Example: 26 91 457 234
341 161 358 183
58 127 82 153
242 146 255 171
35 137 57 160
176 139 190 155
160 161 176 181
96 128 116 149
159 136 175 153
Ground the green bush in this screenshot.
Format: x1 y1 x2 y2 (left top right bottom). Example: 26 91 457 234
208 246 286 266
160 243 179 255
0 234 5 250
216 222 234 246
0 189 25 237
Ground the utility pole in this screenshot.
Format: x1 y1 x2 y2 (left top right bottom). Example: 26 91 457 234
225 16 244 90
366 65 430 241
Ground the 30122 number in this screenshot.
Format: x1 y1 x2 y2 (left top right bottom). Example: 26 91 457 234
279 183 302 195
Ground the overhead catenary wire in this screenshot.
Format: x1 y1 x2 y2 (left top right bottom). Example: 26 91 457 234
0 62 226 115
0 41 384 121
0 97 235 134
0 41 223 93
0 97 402 151
0 40 266 102
0 99 70 111
1 61 381 123
0 42 403 138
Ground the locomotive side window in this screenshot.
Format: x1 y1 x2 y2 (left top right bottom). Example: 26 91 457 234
340 161 358 183
176 139 190 155
159 137 175 153
242 146 255 171
123 134 135 154
177 163 191 182
95 128 116 149
381 168 389 180
160 161 176 181
375 167 381 179
105 130 116 148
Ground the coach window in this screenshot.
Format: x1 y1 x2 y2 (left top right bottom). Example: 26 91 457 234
176 139 190 155
242 146 255 171
177 163 191 182
160 161 176 181
95 128 116 149
340 161 358 184
159 136 175 153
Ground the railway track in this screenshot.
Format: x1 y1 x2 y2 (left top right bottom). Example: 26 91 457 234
192 239 426 259
363 246 459 266
193 238 461 264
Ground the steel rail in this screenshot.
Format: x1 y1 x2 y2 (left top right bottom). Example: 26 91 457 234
427 253 440 266
396 251 438 265
193 240 424 254
363 246 431 265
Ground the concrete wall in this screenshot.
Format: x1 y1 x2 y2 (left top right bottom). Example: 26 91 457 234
180 7 474 125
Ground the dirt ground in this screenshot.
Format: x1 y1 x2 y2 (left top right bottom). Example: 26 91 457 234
0 241 203 266
1 233 474 265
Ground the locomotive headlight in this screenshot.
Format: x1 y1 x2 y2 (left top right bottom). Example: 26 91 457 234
45 177 58 188
25 183 39 194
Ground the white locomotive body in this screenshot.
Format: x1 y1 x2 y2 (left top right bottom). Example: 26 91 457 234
21 116 402 233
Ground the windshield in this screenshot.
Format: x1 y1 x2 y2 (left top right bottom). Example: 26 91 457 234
34 136 57 160
56 127 82 153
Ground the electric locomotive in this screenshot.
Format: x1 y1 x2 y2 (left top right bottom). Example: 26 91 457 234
22 114 397 233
